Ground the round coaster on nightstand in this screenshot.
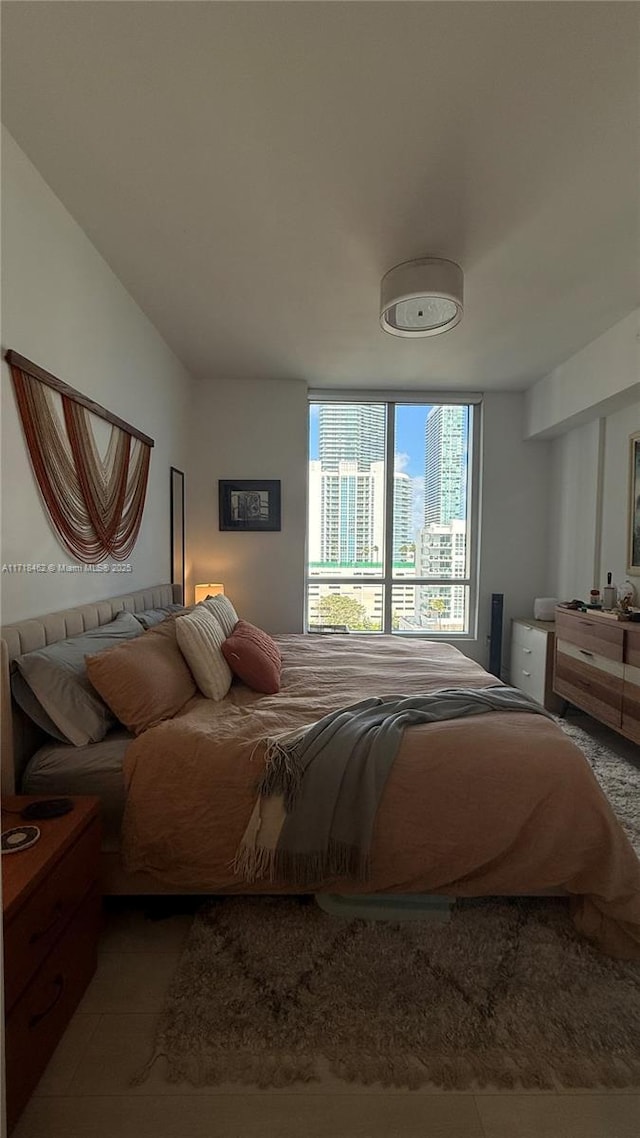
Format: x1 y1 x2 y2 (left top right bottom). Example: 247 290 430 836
1 825 41 853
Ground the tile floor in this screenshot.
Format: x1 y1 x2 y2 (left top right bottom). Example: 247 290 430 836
13 712 640 1138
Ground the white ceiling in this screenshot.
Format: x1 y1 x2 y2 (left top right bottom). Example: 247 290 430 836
2 1 638 390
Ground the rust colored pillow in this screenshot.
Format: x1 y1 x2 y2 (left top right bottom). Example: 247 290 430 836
221 620 282 694
86 618 197 734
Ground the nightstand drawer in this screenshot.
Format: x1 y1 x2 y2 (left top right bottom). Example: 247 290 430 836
5 885 101 1132
512 622 546 655
511 660 545 706
3 817 101 1012
511 637 546 675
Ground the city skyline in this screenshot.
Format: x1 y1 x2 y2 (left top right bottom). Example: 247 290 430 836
309 403 468 550
309 403 433 479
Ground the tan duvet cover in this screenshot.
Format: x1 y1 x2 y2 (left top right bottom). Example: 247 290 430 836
122 635 640 958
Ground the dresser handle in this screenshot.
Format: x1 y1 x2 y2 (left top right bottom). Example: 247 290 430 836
29 900 64 944
579 649 594 658
522 648 532 654
579 621 594 628
522 670 532 677
29 974 64 1028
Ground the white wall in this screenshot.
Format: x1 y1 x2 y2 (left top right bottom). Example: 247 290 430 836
601 401 640 589
546 402 640 602
1 130 196 622
477 393 552 670
525 309 640 439
528 313 640 605
547 420 602 601
188 386 552 664
188 379 308 634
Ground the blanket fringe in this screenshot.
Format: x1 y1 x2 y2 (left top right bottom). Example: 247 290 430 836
257 735 306 809
234 839 370 887
232 842 276 883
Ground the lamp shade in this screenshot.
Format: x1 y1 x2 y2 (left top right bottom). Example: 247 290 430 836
380 258 463 337
195 583 225 604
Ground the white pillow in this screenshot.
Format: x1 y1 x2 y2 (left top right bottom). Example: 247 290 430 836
175 607 232 701
199 594 239 639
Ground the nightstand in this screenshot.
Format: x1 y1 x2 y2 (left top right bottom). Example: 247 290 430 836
510 618 564 713
2 796 102 1131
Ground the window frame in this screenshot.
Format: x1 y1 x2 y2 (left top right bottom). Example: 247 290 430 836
306 392 481 639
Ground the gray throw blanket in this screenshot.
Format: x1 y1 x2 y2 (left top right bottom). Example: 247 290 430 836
234 686 552 886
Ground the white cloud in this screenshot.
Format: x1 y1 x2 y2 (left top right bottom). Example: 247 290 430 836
394 451 410 473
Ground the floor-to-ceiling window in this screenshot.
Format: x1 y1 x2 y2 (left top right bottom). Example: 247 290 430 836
307 397 480 635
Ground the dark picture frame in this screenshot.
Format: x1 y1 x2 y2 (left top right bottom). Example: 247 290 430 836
170 467 185 596
219 479 281 532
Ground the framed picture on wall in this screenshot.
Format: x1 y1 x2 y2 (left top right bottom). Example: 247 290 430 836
219 479 281 531
629 433 640 575
170 467 185 597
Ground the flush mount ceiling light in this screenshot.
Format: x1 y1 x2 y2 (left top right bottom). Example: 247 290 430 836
380 257 464 337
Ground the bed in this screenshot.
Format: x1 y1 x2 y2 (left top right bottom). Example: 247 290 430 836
2 583 640 959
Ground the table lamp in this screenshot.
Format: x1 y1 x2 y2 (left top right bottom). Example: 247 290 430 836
195 583 225 604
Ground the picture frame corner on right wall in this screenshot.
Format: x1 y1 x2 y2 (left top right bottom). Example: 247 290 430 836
628 429 640 575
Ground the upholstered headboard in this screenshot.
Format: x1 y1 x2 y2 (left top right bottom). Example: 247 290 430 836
0 583 183 794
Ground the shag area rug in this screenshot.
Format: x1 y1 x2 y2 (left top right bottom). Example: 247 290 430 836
148 723 640 1092
558 718 640 854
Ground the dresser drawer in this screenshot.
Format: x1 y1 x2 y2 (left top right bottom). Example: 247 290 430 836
555 612 624 662
625 627 640 669
5 885 101 1131
555 640 623 727
622 660 640 743
3 817 101 1012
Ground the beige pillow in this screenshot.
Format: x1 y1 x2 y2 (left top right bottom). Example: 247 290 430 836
199 594 239 638
86 619 197 735
175 607 232 701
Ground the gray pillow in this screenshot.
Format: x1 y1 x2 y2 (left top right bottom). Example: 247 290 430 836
10 669 69 743
15 610 143 746
134 604 187 630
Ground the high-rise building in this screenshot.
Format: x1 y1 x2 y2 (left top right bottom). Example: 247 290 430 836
392 471 413 561
308 459 384 566
415 405 469 631
424 405 467 525
309 405 415 631
318 404 385 471
416 520 467 629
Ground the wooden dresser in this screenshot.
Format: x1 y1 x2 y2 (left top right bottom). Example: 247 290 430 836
2 796 101 1131
554 608 640 743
